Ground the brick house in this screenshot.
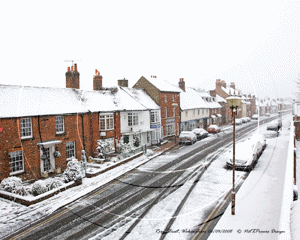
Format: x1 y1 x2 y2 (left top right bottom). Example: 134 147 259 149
133 76 181 139
0 65 159 182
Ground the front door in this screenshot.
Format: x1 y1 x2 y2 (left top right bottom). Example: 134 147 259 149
40 146 55 173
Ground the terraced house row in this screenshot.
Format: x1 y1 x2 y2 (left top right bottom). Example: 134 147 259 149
0 64 262 182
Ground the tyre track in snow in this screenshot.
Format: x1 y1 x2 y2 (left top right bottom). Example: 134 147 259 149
5 116 279 240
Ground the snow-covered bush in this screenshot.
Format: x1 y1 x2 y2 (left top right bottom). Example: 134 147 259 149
63 157 83 183
13 185 29 196
116 137 134 154
46 178 64 191
0 176 22 193
146 149 154 157
31 180 48 196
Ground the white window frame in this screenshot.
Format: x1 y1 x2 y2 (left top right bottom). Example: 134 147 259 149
99 113 114 130
128 112 139 126
66 141 76 160
20 118 32 139
151 111 160 123
9 150 24 175
55 116 64 134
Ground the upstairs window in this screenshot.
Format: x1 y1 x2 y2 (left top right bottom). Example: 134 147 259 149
173 107 176 117
165 107 168 118
55 116 64 134
128 112 138 126
20 118 32 139
172 95 175 102
9 150 24 175
99 114 114 130
165 94 167 102
151 111 160 123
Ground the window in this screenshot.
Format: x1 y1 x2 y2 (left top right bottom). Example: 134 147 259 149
165 94 167 102
99 114 114 130
172 95 175 102
66 141 76 159
198 109 200 115
128 112 138 126
193 109 195 116
202 109 204 114
173 107 176 117
166 124 175 136
165 107 168 118
185 111 188 117
55 116 64 134
20 118 32 139
151 111 160 123
9 150 24 174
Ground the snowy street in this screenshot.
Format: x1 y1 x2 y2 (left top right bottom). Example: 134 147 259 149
0 115 291 240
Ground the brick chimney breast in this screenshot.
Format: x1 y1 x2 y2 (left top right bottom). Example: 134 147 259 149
66 64 80 89
179 78 185 92
93 69 103 90
118 78 129 87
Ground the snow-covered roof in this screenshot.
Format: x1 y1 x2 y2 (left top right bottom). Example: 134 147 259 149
0 85 149 118
144 77 181 93
197 91 222 109
216 94 227 103
178 87 209 110
120 87 160 110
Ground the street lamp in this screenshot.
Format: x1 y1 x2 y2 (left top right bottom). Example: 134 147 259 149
226 96 241 215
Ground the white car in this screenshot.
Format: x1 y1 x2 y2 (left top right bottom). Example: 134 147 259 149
252 114 259 120
235 119 243 125
178 131 197 145
226 134 266 171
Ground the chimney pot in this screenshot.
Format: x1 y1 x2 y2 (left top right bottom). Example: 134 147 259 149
67 67 70 72
71 66 74 71
74 63 77 72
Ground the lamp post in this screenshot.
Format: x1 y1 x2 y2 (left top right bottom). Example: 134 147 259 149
172 103 178 143
226 96 241 215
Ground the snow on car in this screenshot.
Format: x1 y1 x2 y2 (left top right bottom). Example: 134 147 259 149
235 119 243 125
178 131 197 145
267 119 282 131
207 125 221 133
226 134 266 171
252 114 259 120
192 128 208 140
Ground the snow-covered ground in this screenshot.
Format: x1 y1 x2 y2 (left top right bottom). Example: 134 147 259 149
1 115 296 240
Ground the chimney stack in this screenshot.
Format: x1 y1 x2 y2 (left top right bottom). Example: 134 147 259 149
66 64 80 89
178 78 185 92
118 78 129 87
230 82 235 89
93 69 103 90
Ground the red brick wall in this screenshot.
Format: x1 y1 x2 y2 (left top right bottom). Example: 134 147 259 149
0 111 123 182
159 92 180 137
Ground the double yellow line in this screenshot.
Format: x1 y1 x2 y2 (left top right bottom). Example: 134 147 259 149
192 191 232 240
10 170 137 240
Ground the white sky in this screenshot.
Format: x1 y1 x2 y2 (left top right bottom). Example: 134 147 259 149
1 0 299 99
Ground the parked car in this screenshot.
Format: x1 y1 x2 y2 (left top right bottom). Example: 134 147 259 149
226 138 263 171
192 128 208 140
267 119 282 131
246 117 251 122
250 133 267 151
207 125 221 133
235 119 243 125
241 118 247 123
178 131 197 145
265 113 271 117
252 114 259 120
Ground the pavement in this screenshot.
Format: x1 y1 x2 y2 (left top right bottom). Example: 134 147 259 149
207 117 293 240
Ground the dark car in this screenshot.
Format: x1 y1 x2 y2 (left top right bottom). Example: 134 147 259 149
192 128 208 140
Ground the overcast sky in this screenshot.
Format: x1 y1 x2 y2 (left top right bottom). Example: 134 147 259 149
1 0 299 100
